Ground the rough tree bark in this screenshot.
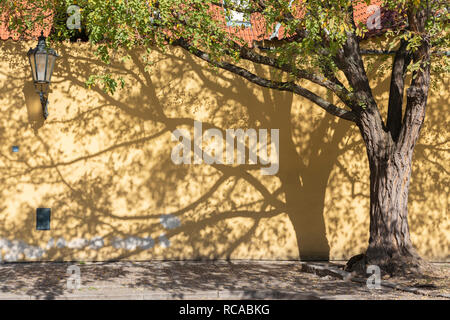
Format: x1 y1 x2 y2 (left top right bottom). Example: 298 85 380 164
354 115 424 275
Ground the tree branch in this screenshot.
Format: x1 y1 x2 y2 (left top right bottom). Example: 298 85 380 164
173 38 356 122
334 31 378 114
387 39 411 141
397 6 431 154
170 1 355 110
237 45 356 109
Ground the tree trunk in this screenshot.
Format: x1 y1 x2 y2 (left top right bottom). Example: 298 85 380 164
347 100 428 275
363 144 423 274
345 9 431 273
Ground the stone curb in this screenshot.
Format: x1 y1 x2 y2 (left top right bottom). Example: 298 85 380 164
299 262 450 299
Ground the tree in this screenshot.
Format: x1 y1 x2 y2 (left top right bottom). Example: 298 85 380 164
2 0 448 275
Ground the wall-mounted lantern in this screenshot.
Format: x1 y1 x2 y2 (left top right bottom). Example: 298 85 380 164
27 31 58 120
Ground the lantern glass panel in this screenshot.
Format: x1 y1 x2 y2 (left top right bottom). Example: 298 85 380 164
35 52 47 83
45 54 56 82
28 52 37 82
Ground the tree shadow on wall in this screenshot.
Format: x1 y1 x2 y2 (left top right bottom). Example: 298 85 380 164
0 42 376 262
0 41 447 264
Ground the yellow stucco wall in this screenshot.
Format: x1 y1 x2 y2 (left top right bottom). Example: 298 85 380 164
0 40 448 262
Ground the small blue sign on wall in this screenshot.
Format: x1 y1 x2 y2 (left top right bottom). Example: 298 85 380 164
36 208 51 230
12 146 19 152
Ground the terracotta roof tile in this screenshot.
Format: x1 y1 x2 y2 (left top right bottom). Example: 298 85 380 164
0 2 52 40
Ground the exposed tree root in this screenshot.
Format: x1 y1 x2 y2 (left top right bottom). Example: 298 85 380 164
344 251 432 279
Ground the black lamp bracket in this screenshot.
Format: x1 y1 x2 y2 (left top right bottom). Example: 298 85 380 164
39 91 49 119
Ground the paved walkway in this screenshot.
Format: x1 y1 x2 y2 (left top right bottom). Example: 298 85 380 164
0 261 448 300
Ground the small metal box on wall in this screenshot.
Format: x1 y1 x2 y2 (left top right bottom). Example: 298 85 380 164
36 208 51 230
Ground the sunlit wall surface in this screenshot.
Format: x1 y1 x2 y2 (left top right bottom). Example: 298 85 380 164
0 41 448 262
